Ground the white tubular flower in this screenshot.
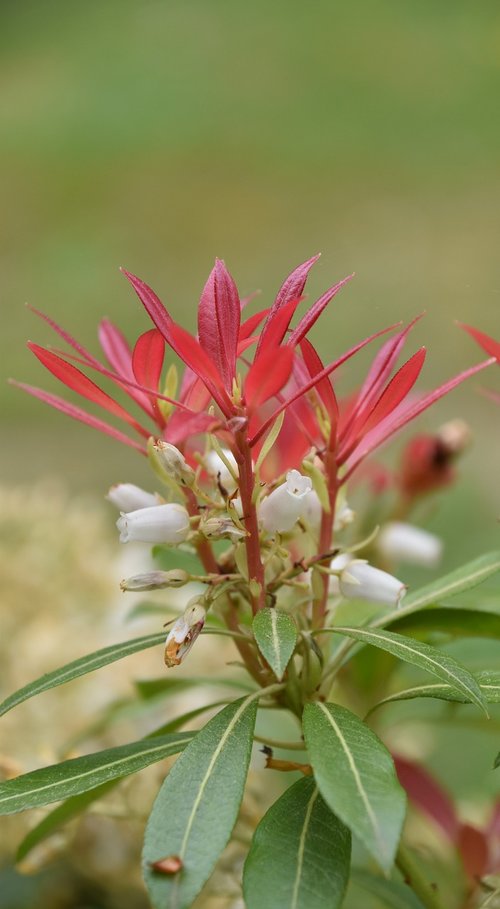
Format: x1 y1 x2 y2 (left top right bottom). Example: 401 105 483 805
329 552 354 597
338 559 407 608
116 503 190 544
259 470 313 534
154 441 195 486
120 569 190 591
302 491 322 528
164 601 206 667
107 483 159 512
199 513 246 540
377 522 443 568
205 449 238 493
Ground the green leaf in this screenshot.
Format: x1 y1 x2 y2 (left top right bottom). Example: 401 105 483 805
0 732 192 815
390 608 500 640
255 411 285 471
16 780 118 862
0 632 165 718
331 626 488 715
252 608 297 680
350 868 425 909
152 545 202 574
393 551 500 616
243 776 351 909
302 703 406 874
143 693 258 909
368 670 500 713
135 675 254 700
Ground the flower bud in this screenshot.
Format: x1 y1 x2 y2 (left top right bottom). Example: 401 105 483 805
120 569 190 591
164 600 206 667
377 522 443 568
259 470 313 534
154 441 195 486
116 503 190 544
338 559 406 607
199 513 246 540
205 449 239 493
107 483 159 512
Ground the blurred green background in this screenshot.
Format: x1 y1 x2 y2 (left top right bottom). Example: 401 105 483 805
2 0 500 504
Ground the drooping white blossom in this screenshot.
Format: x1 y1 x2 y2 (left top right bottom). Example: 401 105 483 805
107 483 159 512
337 558 407 607
116 503 190 544
259 470 313 534
377 522 443 568
205 449 239 493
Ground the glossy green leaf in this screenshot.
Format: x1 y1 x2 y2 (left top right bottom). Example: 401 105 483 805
0 732 192 815
331 626 487 714
392 551 500 617
350 868 425 909
390 608 500 640
303 703 406 874
369 670 500 713
252 608 297 680
143 694 258 909
0 632 165 718
16 780 118 862
243 776 351 909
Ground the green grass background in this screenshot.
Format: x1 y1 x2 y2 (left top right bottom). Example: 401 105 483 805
2 0 500 506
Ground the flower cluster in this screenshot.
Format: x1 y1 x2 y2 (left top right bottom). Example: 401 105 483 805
16 256 494 667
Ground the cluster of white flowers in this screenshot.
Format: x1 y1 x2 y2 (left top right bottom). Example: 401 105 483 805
108 444 444 661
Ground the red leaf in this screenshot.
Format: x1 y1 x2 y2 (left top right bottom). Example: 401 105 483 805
394 755 459 842
255 298 301 355
245 346 294 409
198 259 240 391
165 410 219 446
168 324 232 415
239 308 270 340
288 273 354 346
255 254 320 356
99 319 134 375
459 322 500 361
121 269 175 344
132 329 165 422
300 338 339 421
338 347 426 462
458 825 489 879
344 356 495 480
11 381 145 453
250 322 400 446
28 344 150 437
354 315 423 420
28 306 100 366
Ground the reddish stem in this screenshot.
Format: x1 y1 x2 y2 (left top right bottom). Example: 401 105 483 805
312 444 339 628
235 429 266 613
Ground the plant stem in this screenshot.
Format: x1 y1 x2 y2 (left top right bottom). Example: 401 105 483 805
312 447 338 628
396 843 446 909
235 430 266 612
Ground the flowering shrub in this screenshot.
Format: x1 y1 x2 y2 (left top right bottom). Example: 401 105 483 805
2 256 500 909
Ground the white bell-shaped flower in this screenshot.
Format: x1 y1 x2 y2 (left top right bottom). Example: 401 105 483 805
329 552 354 596
116 503 190 544
107 483 159 512
338 559 406 607
377 522 443 568
259 470 313 534
205 449 239 493
154 441 195 486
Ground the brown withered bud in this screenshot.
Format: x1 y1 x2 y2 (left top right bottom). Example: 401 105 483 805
398 420 471 499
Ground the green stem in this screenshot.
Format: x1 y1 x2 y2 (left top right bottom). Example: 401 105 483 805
396 843 446 909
